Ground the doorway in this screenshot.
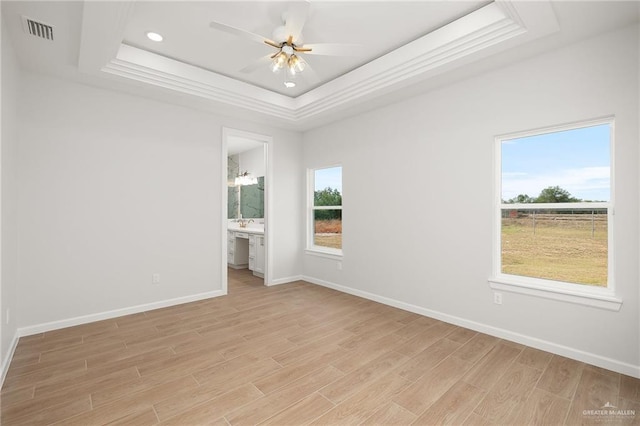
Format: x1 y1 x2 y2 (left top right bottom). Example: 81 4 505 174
222 128 271 294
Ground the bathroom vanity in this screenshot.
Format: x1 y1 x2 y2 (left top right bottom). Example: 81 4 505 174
227 226 265 277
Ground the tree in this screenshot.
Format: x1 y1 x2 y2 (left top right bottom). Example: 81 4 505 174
534 186 580 203
314 187 342 220
506 194 534 204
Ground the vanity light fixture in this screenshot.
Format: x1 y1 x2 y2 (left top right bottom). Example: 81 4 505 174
146 31 163 42
234 171 258 186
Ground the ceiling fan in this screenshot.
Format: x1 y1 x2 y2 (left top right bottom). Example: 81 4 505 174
209 2 360 87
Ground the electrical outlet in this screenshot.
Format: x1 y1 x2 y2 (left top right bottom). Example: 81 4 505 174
152 273 160 284
494 292 503 305
5 309 9 325
337 262 342 271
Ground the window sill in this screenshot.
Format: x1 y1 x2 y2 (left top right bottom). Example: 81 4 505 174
488 276 622 311
305 248 343 260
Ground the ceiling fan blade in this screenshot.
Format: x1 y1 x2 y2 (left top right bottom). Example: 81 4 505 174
301 43 362 56
284 1 310 43
239 55 273 74
209 21 276 46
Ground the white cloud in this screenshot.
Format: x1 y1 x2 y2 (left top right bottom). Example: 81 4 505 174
502 166 610 201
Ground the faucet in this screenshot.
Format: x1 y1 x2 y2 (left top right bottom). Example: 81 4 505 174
237 218 254 228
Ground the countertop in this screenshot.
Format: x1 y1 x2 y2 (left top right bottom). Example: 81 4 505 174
228 225 264 235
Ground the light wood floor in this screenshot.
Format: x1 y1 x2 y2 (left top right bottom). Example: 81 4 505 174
2 269 639 425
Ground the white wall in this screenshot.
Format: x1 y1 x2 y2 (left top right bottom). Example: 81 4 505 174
1 10 21 375
16 71 303 330
302 25 639 375
239 146 265 178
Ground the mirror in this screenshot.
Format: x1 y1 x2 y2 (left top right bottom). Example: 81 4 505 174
228 154 264 219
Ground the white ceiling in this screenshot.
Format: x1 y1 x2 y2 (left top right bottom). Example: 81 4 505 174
2 1 639 131
122 1 488 97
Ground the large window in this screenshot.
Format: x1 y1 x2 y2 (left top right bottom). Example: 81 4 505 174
308 166 342 255
492 118 619 310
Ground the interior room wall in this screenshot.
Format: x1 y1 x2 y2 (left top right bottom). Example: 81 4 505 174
1 11 21 375
239 146 265 178
302 25 640 376
15 71 303 331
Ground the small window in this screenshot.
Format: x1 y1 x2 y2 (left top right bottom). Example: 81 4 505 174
491 118 619 309
308 166 342 255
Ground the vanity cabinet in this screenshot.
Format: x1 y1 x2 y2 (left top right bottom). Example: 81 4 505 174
248 234 265 277
227 231 249 269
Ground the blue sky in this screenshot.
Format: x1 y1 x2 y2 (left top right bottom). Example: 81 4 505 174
502 123 610 202
315 166 342 193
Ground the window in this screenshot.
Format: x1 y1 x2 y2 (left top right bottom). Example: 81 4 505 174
308 166 342 255
490 118 621 310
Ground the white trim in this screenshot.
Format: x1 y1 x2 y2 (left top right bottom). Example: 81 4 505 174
307 165 343 255
493 117 618 306
221 130 229 295
302 275 639 378
222 128 273 287
17 290 224 337
0 332 19 387
304 249 343 261
488 278 622 311
268 275 304 286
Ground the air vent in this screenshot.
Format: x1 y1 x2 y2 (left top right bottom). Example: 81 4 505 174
21 16 54 41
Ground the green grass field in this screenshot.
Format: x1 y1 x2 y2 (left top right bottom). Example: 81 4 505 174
501 215 607 286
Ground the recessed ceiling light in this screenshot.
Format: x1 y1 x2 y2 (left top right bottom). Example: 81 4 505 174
146 32 163 42
284 81 296 88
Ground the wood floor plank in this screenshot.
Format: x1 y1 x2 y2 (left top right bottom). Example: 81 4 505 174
253 346 348 395
258 392 335 425
620 374 640 402
450 333 500 365
462 342 522 391
445 327 478 345
517 346 553 371
392 316 440 340
509 387 570 425
318 350 408 404
311 372 412 425
364 401 417 425
105 408 159 426
413 380 487 425
395 338 461 383
1 388 93 426
564 368 621 425
0 384 35 406
57 375 198 425
393 356 474 416
536 355 585 399
395 322 456 357
225 366 344 425
159 384 264 426
3 358 87 389
331 333 405 373
462 412 494 425
473 362 542 424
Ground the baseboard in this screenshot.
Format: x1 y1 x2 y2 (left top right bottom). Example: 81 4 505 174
18 290 226 337
301 275 640 379
268 275 303 286
1 331 19 387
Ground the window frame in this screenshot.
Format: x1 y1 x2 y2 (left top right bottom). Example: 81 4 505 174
306 165 343 258
489 117 622 311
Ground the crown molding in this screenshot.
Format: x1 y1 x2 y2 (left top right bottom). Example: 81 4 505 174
78 1 135 73
80 1 559 125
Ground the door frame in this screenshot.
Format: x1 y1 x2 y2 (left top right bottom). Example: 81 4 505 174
221 127 272 294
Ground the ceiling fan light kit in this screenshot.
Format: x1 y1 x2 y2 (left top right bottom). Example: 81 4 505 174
208 2 358 91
